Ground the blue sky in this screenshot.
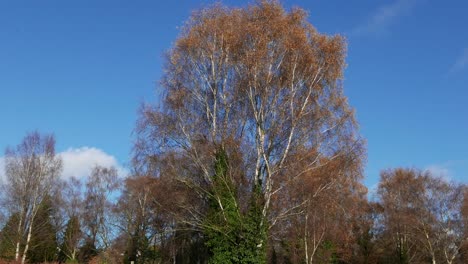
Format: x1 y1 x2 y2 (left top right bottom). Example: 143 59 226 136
0 0 467 188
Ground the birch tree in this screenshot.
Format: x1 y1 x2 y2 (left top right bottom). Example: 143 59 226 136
115 175 161 263
59 177 83 262
135 1 364 261
81 165 120 259
376 168 467 264
3 131 62 264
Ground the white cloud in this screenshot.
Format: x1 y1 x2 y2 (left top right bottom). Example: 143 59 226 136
352 0 419 36
450 47 468 73
0 147 128 183
59 147 128 179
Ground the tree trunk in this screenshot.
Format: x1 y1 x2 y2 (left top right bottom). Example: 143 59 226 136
21 220 34 264
14 214 23 261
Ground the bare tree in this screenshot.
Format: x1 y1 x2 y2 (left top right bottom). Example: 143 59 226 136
3 131 62 264
422 176 466 264
376 168 467 264
63 176 83 220
82 165 120 258
59 176 84 262
270 152 366 263
114 175 163 262
461 192 468 262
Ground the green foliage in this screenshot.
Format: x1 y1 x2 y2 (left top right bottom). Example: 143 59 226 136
204 149 240 263
59 215 81 262
204 149 266 264
0 213 20 260
318 240 339 264
27 196 59 263
238 182 267 264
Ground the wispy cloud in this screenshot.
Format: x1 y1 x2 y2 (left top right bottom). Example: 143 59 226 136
450 47 468 73
351 0 419 36
0 157 4 185
424 164 451 181
424 159 468 183
0 147 128 183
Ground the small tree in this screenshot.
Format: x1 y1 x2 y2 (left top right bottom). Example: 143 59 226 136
59 176 84 262
59 215 81 262
376 168 467 264
115 175 160 263
81 165 120 261
3 131 62 264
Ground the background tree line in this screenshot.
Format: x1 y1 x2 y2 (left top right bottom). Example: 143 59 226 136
0 1 467 263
